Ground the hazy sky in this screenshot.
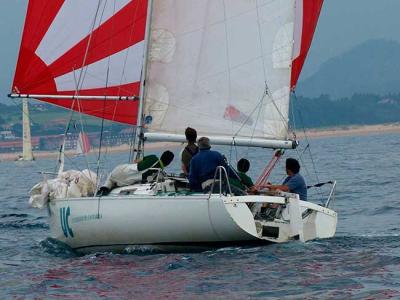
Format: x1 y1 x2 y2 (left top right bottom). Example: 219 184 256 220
303 0 400 78
1 0 399 102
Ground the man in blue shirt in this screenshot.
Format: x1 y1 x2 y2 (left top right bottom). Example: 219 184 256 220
189 137 229 192
266 158 307 200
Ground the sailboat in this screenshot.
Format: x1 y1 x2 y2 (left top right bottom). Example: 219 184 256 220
15 98 34 161
76 132 91 156
10 0 336 253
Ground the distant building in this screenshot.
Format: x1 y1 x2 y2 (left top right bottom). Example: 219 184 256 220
0 137 40 153
0 130 136 153
38 135 64 151
0 131 16 140
31 103 49 111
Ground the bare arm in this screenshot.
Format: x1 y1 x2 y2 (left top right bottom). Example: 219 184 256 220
265 184 290 192
181 163 188 175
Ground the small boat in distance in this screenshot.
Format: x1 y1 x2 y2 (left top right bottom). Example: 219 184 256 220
15 98 34 162
76 132 91 156
9 0 336 253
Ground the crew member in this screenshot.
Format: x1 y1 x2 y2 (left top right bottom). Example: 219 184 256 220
189 137 227 192
266 158 307 200
236 158 254 189
98 151 174 195
181 127 199 175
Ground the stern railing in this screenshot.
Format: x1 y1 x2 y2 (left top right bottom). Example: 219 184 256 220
208 166 233 197
325 180 337 208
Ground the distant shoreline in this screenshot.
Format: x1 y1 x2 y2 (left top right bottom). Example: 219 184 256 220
0 142 179 162
297 123 400 139
1 123 399 161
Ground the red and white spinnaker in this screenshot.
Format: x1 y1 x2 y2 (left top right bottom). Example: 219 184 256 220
12 0 148 125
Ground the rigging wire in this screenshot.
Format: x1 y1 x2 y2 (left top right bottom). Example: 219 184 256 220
72 69 91 173
221 0 236 139
221 0 236 167
95 0 114 186
292 91 325 203
92 0 142 186
128 127 138 163
56 0 103 175
255 0 269 87
114 0 144 161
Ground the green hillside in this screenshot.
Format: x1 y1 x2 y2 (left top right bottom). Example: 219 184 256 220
290 93 400 128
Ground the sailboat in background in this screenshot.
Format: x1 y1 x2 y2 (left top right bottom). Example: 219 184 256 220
9 0 337 253
16 98 34 161
76 132 91 156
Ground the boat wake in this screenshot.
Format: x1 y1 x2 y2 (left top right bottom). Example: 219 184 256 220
39 238 78 258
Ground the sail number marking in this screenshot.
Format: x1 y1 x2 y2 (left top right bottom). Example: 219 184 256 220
60 207 74 238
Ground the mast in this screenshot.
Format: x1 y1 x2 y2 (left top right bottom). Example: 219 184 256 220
136 0 154 158
22 98 34 161
137 0 154 129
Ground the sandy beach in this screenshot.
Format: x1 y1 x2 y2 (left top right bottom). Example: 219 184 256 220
296 123 400 139
1 123 399 161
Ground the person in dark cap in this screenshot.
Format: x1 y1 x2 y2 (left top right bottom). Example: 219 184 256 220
266 158 307 200
181 127 199 175
188 137 229 192
98 151 174 195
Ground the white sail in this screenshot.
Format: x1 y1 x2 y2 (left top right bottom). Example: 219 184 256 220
144 0 297 140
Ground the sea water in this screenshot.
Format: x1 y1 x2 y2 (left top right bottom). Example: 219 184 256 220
1 132 399 299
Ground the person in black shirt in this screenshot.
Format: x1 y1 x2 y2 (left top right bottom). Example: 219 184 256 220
181 127 199 175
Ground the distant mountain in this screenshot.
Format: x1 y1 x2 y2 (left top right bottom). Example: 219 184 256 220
297 39 400 99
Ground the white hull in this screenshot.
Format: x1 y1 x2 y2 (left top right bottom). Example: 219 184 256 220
48 192 337 254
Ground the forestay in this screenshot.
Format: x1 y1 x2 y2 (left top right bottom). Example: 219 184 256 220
144 0 323 141
12 0 149 125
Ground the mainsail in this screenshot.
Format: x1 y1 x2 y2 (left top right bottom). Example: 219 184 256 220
11 0 149 125
144 0 323 142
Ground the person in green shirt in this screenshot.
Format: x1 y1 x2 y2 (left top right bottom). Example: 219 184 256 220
138 151 174 182
97 151 174 195
236 158 254 189
225 158 254 194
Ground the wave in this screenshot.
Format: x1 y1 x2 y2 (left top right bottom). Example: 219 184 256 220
0 213 30 218
369 205 400 215
0 214 48 229
0 222 49 229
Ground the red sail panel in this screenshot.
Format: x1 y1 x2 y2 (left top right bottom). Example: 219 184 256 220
291 0 324 89
12 0 148 125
